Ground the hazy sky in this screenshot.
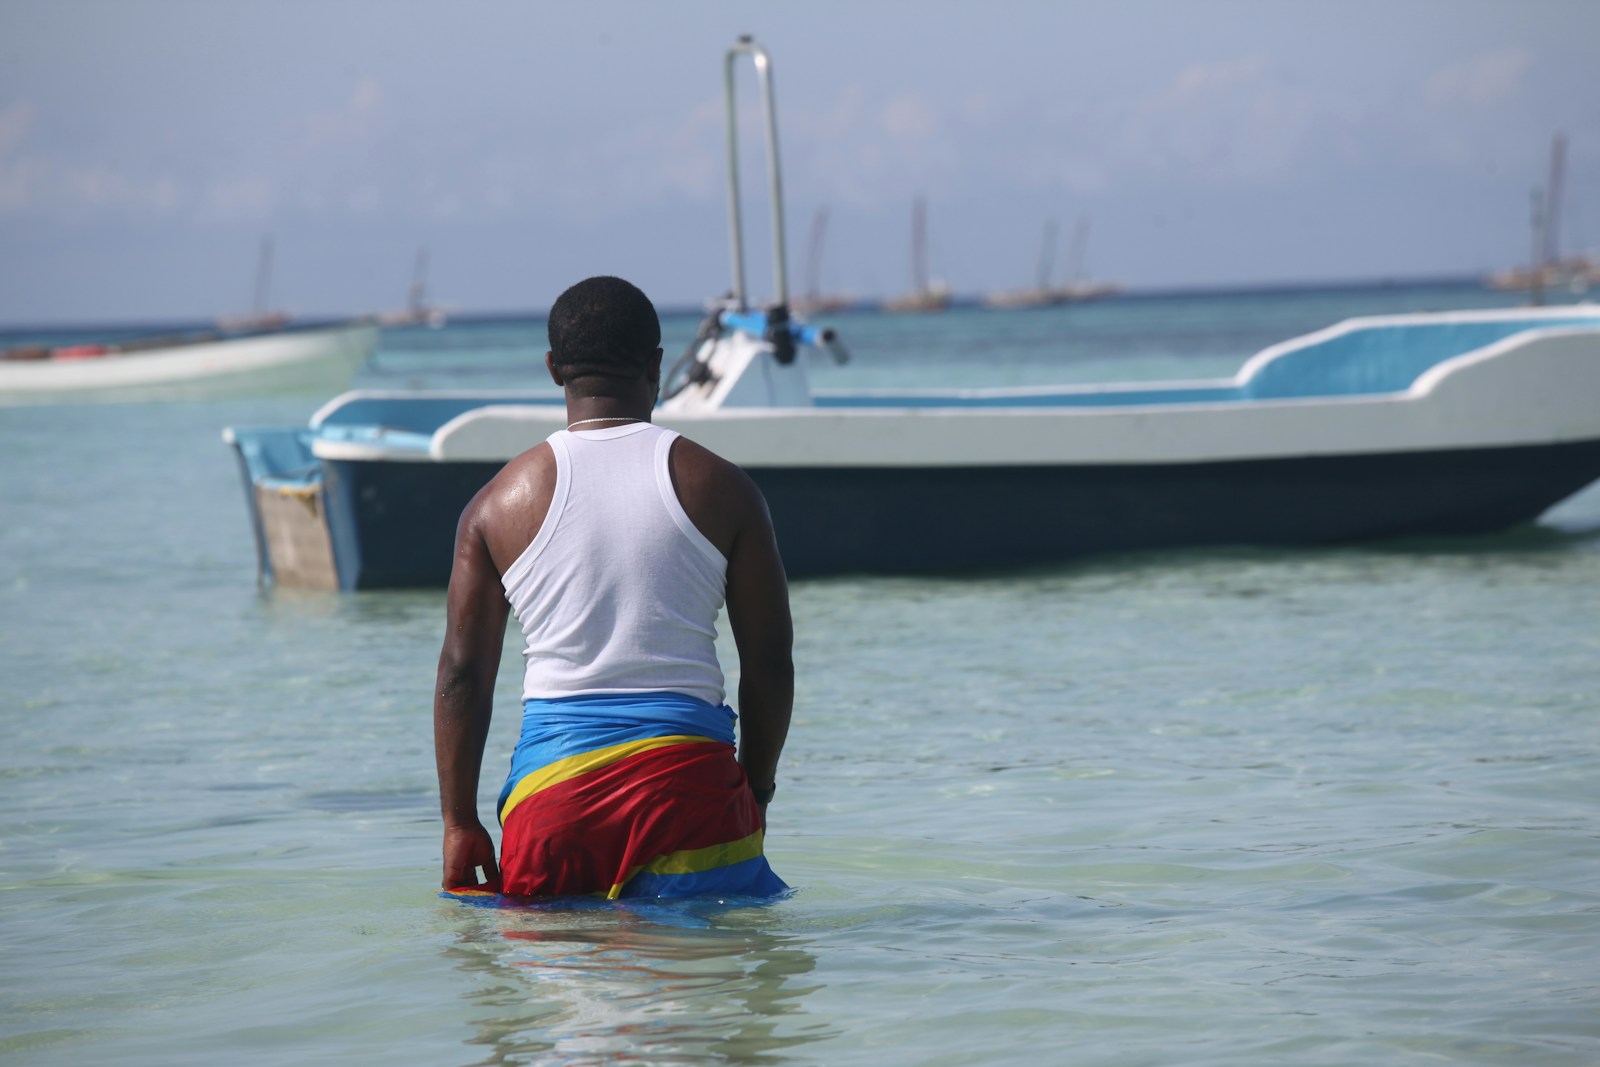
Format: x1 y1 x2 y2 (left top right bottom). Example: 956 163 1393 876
2 0 1597 324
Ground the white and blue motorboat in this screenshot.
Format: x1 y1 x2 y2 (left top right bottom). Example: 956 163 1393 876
223 39 1600 591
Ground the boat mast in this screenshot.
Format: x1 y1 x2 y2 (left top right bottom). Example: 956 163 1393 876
253 238 274 320
1066 216 1091 284
805 207 829 302
408 248 430 315
912 196 928 296
1530 189 1546 306
1544 133 1567 269
1036 218 1059 291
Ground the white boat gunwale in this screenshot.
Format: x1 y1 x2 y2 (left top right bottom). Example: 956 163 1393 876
291 316 1600 469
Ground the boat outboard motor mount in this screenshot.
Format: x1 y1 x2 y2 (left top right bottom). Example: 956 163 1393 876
661 309 725 402
763 303 797 365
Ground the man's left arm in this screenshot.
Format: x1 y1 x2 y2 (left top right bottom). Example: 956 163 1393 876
723 477 795 820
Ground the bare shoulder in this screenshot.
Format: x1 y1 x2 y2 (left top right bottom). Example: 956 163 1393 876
668 433 762 502
461 441 559 574
667 433 771 556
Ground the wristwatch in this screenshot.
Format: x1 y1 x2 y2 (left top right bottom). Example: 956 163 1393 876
751 781 777 805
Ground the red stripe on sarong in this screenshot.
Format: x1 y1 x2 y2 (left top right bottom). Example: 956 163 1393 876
499 740 763 898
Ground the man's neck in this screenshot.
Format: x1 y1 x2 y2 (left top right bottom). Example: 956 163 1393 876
563 394 654 429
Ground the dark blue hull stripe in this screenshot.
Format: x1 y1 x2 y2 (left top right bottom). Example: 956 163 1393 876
319 439 1600 588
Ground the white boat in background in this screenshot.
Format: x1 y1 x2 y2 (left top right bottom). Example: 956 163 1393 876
0 322 377 406
223 38 1600 591
223 296 1600 590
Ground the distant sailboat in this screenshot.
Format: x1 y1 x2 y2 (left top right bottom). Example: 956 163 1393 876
378 247 447 327
1055 216 1120 302
1487 133 1599 300
216 237 292 333
984 215 1119 309
984 218 1066 309
792 207 856 316
883 197 952 313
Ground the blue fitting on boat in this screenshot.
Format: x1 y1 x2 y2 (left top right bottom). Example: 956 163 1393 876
718 309 836 350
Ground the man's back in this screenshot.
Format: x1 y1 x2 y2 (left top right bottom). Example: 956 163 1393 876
501 422 727 706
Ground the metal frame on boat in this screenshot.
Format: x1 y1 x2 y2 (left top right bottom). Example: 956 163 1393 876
223 39 1600 591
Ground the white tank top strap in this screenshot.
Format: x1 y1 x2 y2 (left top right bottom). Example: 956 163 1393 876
651 427 725 569
501 431 573 590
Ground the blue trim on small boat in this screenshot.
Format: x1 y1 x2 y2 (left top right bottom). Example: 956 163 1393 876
817 318 1600 410
317 423 436 455
229 427 319 487
814 386 1243 408
1245 319 1598 399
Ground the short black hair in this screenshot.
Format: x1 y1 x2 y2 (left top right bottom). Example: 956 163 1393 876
547 276 661 382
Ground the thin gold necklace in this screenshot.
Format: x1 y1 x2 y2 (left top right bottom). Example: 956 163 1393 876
566 416 643 430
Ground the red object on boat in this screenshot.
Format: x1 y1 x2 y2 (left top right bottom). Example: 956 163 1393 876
52 345 112 360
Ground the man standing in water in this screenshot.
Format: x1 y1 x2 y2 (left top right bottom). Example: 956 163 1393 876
433 275 793 899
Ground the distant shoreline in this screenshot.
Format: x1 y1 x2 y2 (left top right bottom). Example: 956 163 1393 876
0 272 1538 335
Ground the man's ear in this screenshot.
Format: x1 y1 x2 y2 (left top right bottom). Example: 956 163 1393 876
545 352 564 387
648 348 664 382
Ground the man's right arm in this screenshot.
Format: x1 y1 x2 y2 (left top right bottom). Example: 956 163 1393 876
433 493 510 891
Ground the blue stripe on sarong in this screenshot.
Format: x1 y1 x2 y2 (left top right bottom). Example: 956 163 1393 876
622 855 791 900
497 692 738 815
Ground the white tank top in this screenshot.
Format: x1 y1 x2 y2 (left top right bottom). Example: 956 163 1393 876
502 422 728 706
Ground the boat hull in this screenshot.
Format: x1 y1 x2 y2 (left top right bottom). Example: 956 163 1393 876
291 438 1600 589
0 324 376 405
756 440 1600 575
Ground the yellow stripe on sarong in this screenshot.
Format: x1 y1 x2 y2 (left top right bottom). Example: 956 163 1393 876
603 829 767 899
498 734 716 824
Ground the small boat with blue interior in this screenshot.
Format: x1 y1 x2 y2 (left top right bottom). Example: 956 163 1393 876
223 38 1600 591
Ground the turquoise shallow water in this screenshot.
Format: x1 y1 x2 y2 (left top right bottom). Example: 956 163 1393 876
3 285 1599 1065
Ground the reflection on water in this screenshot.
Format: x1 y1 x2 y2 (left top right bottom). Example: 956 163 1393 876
443 901 826 1065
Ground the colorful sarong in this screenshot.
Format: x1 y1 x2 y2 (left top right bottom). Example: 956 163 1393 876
493 692 787 900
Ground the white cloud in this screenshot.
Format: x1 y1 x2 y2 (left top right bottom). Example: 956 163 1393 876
1171 57 1269 99
300 77 386 151
198 176 276 222
0 103 33 156
345 184 384 215
0 103 45 213
806 85 870 141
881 94 939 140
0 101 190 218
654 96 724 201
1424 48 1532 108
1114 55 1315 185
